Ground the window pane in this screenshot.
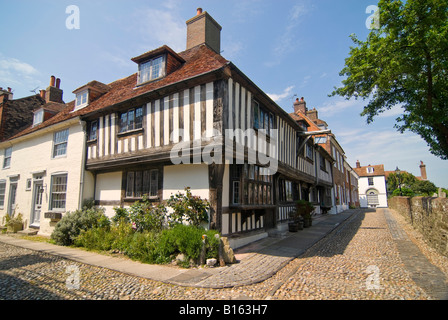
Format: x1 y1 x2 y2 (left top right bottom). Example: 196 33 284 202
151 56 164 79
54 129 69 144
150 170 158 197
51 175 67 210
89 121 98 140
253 103 259 129
142 170 150 196
128 109 135 130
139 61 151 83
0 182 5 207
135 171 142 198
53 143 67 157
120 113 128 133
233 181 240 204
126 172 135 198
135 107 143 129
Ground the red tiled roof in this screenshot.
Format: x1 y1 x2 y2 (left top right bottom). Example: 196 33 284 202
7 44 229 141
354 164 386 177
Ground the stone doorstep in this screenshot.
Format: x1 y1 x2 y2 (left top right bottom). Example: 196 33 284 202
17 228 39 236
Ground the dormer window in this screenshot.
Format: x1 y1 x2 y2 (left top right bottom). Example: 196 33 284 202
33 109 44 126
75 90 88 109
138 55 166 85
367 167 374 174
132 45 185 87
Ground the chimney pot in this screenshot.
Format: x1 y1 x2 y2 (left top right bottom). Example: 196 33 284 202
40 90 46 98
293 97 307 114
56 78 61 89
197 8 203 15
7 87 11 92
50 75 56 87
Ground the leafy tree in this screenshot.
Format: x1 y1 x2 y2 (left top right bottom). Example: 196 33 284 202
411 179 437 196
331 0 448 159
387 171 417 193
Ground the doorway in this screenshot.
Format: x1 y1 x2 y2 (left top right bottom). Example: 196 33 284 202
30 181 44 227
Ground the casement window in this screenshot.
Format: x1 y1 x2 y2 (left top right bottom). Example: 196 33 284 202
252 100 274 135
137 55 166 85
320 153 326 171
305 144 314 161
75 90 88 108
50 174 67 211
53 129 69 158
314 136 327 144
33 109 44 126
3 147 12 169
119 107 143 133
125 169 159 199
232 164 272 206
279 179 295 202
89 120 98 141
232 181 240 204
0 180 6 208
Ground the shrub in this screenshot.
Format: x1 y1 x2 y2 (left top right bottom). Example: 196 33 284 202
51 207 109 246
125 231 159 264
155 224 220 267
167 187 210 227
112 199 167 232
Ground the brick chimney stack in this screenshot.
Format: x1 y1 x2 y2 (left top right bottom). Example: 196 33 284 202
45 75 63 103
419 161 427 180
186 8 222 54
356 160 361 168
0 87 13 103
293 97 307 114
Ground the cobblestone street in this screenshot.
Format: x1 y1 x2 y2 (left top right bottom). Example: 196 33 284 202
1 208 447 300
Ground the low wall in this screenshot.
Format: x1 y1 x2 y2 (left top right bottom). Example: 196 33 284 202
389 196 448 257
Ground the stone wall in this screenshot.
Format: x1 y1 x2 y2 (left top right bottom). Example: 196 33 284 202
389 196 448 257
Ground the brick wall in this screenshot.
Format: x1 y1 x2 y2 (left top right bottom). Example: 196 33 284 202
389 196 448 257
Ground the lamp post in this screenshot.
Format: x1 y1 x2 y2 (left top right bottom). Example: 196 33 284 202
395 166 402 196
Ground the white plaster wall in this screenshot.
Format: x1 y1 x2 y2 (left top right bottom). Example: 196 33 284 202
95 171 122 217
0 122 87 235
163 164 209 200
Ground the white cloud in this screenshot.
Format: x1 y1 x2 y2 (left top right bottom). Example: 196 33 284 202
0 55 39 84
318 98 363 116
134 8 186 52
0 54 42 96
267 85 295 102
265 1 312 67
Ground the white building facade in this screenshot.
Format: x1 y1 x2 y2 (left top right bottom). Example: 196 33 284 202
0 117 94 235
355 162 388 208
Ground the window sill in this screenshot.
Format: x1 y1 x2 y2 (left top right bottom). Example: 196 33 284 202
124 196 159 202
135 75 165 88
117 128 144 137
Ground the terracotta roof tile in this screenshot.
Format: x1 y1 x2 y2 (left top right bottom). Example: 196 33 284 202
354 164 386 177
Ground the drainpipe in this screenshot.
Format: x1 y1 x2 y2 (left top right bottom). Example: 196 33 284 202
78 120 87 209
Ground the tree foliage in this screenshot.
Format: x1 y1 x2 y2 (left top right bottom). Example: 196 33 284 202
331 0 448 159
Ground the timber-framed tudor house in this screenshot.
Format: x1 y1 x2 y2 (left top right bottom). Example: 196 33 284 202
0 9 342 248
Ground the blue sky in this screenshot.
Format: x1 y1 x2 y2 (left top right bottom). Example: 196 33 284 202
1 0 447 188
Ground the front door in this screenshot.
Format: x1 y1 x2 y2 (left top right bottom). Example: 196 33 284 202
7 182 17 216
31 182 44 227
